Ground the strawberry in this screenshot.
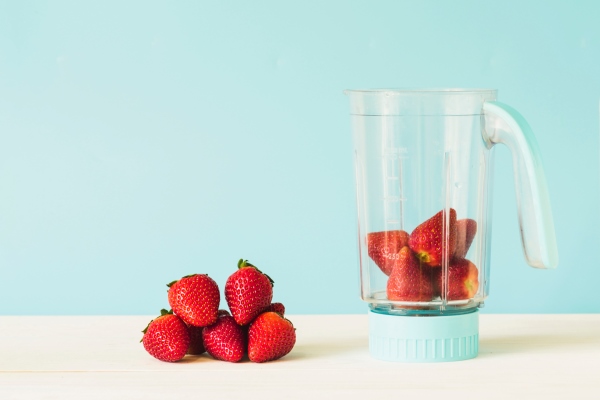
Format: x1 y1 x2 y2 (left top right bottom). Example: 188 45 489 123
218 309 231 317
142 309 190 362
408 208 457 267
435 258 479 301
188 309 233 356
367 230 410 276
225 259 274 326
187 325 206 355
454 218 477 259
386 246 435 302
248 311 296 363
202 313 246 362
266 302 285 316
167 274 220 327
431 267 442 299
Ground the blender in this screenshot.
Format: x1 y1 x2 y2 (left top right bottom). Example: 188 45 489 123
345 89 558 362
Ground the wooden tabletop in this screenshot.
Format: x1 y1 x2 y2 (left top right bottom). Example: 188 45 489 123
1 314 599 399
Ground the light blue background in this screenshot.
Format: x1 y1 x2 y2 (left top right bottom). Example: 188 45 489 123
0 1 598 315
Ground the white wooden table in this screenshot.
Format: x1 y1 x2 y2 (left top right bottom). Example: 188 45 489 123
1 314 599 399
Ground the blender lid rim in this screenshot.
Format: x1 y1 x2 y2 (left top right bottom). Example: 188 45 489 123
344 88 498 95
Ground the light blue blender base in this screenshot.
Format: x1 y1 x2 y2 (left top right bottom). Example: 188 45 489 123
368 310 479 362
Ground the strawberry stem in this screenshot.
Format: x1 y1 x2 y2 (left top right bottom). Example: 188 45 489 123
238 259 255 269
141 309 173 342
167 274 201 288
264 273 274 286
237 259 274 286
416 251 431 264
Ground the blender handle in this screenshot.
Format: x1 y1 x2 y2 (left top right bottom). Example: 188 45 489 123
483 101 559 269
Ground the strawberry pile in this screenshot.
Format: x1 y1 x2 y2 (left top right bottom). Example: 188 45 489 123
367 208 479 303
141 259 296 363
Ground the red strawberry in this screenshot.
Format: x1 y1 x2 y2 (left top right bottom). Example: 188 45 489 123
454 219 477 259
225 259 274 326
187 325 206 355
202 314 246 362
408 209 457 267
248 311 296 363
266 302 285 316
427 265 442 298
386 246 435 302
435 258 479 301
367 230 410 276
188 309 233 356
142 309 190 362
218 309 231 317
167 274 220 327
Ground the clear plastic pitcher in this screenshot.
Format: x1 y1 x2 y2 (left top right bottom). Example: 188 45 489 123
345 89 558 362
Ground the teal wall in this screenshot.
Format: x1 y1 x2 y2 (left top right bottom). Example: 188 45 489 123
1 1 598 314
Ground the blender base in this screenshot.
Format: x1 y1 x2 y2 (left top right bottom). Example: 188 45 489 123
368 310 479 362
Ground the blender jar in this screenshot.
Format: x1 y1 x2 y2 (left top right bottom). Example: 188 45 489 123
346 89 558 362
